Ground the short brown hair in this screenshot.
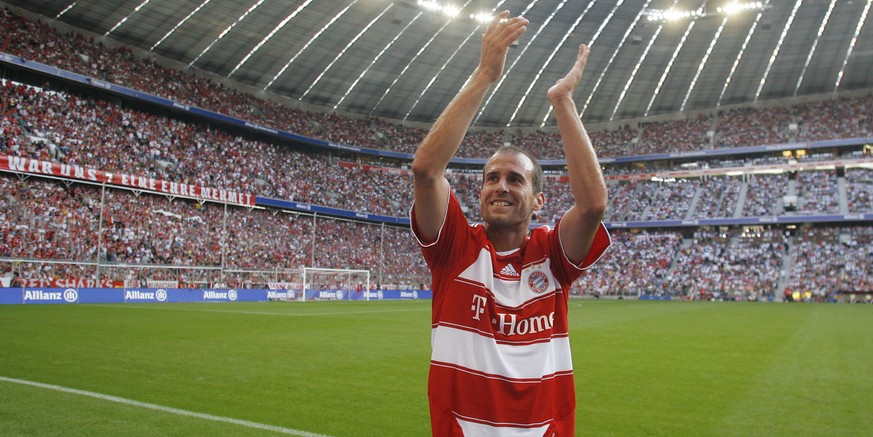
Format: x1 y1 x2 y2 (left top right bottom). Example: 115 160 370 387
486 146 544 194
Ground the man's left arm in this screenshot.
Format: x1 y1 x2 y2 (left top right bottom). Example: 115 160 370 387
547 44 608 265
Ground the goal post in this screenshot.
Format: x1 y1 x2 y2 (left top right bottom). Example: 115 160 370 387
300 267 371 302
263 267 371 301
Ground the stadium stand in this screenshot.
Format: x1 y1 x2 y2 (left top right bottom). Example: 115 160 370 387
784 226 873 302
1 8 871 299
572 229 683 298
846 168 873 213
663 227 786 301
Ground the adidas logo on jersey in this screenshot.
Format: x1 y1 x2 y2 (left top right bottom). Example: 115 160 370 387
499 264 520 277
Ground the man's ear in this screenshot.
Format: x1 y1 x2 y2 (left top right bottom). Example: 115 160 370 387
533 192 545 212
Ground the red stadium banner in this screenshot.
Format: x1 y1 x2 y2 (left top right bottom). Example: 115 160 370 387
1 155 256 206
21 278 119 288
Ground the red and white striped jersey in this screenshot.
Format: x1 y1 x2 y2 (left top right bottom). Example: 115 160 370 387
412 191 611 436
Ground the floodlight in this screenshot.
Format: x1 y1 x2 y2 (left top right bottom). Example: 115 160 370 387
417 0 440 12
470 12 492 23
442 4 460 18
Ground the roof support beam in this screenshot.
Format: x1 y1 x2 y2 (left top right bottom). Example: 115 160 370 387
834 0 873 91
793 0 836 96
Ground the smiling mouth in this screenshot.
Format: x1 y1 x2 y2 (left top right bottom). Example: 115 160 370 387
491 200 513 207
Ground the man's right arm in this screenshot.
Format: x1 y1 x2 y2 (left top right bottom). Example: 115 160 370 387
411 11 528 243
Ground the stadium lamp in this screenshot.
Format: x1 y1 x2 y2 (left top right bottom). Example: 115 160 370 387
417 0 461 18
442 4 461 18
717 2 765 15
645 2 766 23
414 0 494 22
645 8 705 22
470 12 493 24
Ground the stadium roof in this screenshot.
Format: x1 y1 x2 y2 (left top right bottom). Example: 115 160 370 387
7 0 873 127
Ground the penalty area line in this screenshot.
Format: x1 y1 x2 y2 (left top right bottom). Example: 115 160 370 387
0 376 333 437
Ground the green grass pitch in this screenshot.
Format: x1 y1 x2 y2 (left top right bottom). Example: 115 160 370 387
1 300 871 436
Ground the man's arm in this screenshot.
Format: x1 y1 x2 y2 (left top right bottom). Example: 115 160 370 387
547 44 608 264
411 11 528 243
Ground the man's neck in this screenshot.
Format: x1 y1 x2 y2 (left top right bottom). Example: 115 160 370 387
484 223 531 253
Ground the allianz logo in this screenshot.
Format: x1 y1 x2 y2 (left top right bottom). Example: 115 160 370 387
125 290 168 302
317 290 343 300
203 290 238 301
364 291 384 299
24 289 78 303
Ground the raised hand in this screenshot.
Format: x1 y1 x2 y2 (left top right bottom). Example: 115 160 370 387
478 11 528 83
548 44 590 103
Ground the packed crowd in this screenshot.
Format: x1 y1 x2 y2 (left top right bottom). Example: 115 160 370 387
846 168 873 213
0 173 100 260
742 174 787 217
573 229 683 297
796 170 841 215
2 7 873 161
2 7 872 296
9 76 869 225
639 179 700 221
0 173 429 288
3 170 871 295
784 226 873 300
2 79 416 217
448 166 871 224
663 227 786 301
637 114 714 155
569 224 872 300
694 176 743 219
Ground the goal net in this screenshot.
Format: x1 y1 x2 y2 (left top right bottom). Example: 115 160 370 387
268 267 371 302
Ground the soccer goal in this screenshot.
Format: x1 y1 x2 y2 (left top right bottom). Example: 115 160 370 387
268 267 372 302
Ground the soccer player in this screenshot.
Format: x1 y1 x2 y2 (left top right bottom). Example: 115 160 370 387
410 10 612 437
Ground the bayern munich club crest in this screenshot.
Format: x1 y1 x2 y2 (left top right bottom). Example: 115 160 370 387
528 271 549 294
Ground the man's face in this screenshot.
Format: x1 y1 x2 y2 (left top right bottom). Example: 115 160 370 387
479 151 544 228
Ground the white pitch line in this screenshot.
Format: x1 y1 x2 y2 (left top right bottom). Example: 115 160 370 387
0 376 333 437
